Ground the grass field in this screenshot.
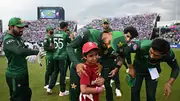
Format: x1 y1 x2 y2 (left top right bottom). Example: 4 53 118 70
0 49 180 101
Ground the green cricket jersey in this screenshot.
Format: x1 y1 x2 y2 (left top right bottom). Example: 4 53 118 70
3 33 39 78
67 29 127 69
126 40 179 79
43 34 55 60
52 30 71 60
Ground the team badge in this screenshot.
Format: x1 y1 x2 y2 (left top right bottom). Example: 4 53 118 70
71 83 77 89
133 44 137 51
118 42 123 47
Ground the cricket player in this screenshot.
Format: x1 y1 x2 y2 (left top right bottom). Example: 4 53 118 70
125 38 180 101
46 22 71 96
43 26 55 89
3 17 44 101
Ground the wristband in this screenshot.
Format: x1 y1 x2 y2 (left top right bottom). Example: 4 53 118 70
96 87 100 93
115 65 121 69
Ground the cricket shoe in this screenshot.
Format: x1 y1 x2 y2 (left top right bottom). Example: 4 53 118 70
115 88 122 97
59 90 69 96
46 88 52 94
44 85 49 89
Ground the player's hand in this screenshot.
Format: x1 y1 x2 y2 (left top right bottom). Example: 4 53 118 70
95 77 104 86
128 65 136 78
109 68 118 77
164 83 171 99
26 55 37 63
76 63 87 76
95 63 103 75
38 48 46 58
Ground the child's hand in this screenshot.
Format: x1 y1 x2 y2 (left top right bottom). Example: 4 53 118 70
95 77 104 86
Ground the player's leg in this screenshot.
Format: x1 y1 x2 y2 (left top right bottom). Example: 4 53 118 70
145 75 158 101
102 67 113 101
44 58 54 88
59 59 69 96
47 60 59 93
113 70 122 97
21 75 32 101
131 75 144 101
69 64 80 101
5 75 32 101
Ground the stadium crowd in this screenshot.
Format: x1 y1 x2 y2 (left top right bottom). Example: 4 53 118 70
79 13 158 40
159 25 180 44
22 19 77 43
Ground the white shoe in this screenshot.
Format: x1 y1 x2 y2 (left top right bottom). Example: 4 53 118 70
44 85 49 89
46 88 52 94
115 88 122 97
59 90 69 96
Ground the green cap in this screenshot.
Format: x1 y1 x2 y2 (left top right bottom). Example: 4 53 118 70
46 26 54 32
103 18 109 24
110 31 127 52
8 17 27 27
126 73 136 87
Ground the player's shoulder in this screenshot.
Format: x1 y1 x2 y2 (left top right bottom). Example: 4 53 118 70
3 34 16 44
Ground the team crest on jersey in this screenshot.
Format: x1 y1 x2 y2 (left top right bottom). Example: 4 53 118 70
118 42 123 47
133 44 137 51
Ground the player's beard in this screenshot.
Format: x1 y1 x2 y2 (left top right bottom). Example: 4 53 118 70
50 31 53 35
12 29 23 37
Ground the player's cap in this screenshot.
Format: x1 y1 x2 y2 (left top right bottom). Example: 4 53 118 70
110 31 127 52
8 17 28 27
46 26 54 31
82 42 98 54
103 18 109 24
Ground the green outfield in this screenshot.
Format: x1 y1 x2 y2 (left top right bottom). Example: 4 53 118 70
0 49 180 101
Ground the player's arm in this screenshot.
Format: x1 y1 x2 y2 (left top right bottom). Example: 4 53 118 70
43 38 55 51
4 38 38 56
66 30 89 68
165 49 180 86
66 33 71 43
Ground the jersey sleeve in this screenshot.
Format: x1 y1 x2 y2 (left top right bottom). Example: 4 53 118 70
164 49 180 79
43 38 55 51
66 30 89 68
80 68 91 85
3 38 39 56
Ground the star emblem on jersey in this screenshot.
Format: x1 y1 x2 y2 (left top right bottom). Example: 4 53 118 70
133 44 137 50
71 83 77 89
118 42 123 47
